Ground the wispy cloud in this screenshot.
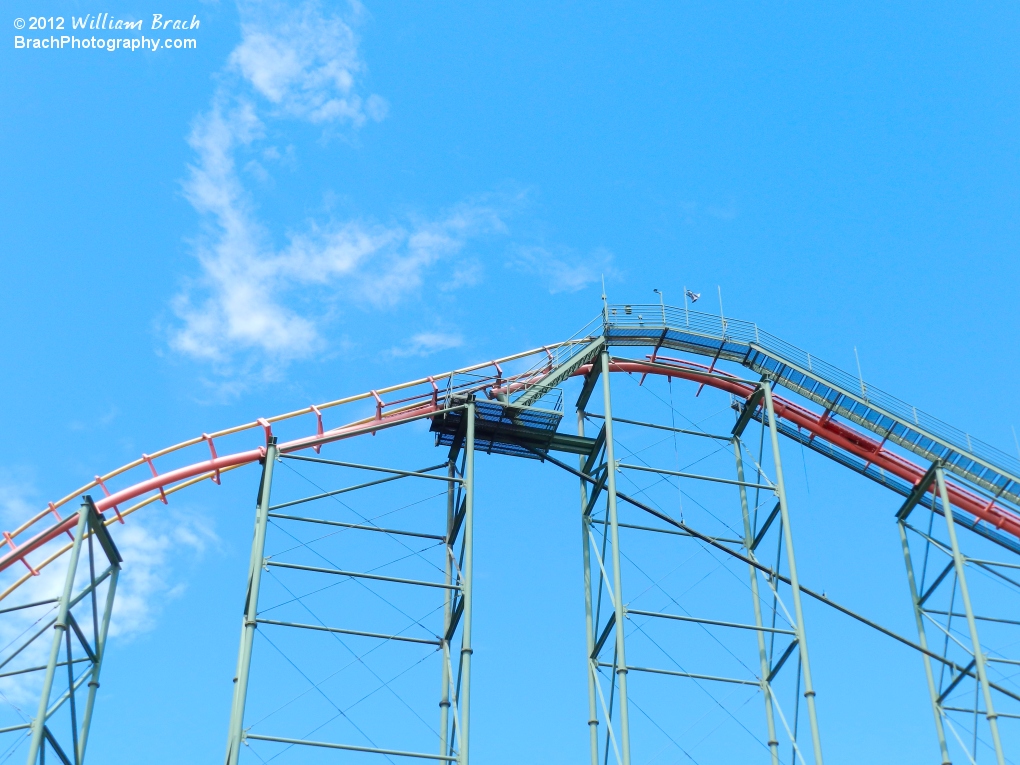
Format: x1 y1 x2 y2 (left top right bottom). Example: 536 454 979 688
0 476 216 703
0 473 37 527
510 245 614 294
390 331 463 358
229 0 384 125
171 0 504 373
110 512 217 637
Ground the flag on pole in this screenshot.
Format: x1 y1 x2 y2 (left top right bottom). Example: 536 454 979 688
685 289 701 303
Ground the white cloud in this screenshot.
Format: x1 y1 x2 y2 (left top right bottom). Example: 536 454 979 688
171 0 503 371
0 476 216 704
110 513 217 637
229 0 380 125
441 259 483 291
0 472 37 527
510 245 614 294
391 331 463 358
173 185 503 363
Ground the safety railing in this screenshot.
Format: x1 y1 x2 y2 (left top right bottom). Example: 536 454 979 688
0 342 575 598
604 304 1020 505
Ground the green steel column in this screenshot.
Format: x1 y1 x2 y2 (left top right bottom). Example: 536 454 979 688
762 382 824 765
600 351 632 765
225 441 278 765
76 566 120 763
896 521 951 764
936 467 1005 765
733 437 780 765
578 409 601 765
458 403 476 765
439 460 455 760
26 505 90 765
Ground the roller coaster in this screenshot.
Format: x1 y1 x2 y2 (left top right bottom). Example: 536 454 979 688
1 303 1018 764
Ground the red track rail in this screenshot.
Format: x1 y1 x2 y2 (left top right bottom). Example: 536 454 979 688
2 354 1017 588
594 359 1020 540
0 401 444 580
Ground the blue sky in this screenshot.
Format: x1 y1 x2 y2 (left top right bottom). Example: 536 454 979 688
1 2 1019 763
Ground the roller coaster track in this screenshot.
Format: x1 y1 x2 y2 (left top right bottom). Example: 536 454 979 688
8 302 1020 765
3 304 1019 598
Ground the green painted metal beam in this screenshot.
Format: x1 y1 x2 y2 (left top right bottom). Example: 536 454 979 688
515 337 605 409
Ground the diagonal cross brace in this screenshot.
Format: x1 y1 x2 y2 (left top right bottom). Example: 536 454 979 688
767 638 800 683
732 387 765 438
918 561 955 607
896 463 939 522
515 337 605 409
82 496 123 566
585 469 609 518
583 424 607 476
43 726 74 765
576 364 603 411
937 659 977 706
751 502 781 552
591 612 616 660
530 445 1020 703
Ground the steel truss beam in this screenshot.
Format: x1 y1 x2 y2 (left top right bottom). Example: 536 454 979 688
538 447 1014 689
599 350 633 765
761 381 825 765
600 305 1020 510
899 464 1017 765
224 407 479 765
244 733 459 760
9 498 122 765
572 374 826 763
224 439 279 765
578 408 601 765
8 311 1020 762
737 399 1020 556
733 436 780 764
516 337 605 409
280 454 464 484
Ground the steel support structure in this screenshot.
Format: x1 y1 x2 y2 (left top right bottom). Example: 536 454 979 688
440 400 476 765
578 407 601 765
898 513 953 765
575 366 826 764
8 303 1020 762
225 440 279 764
761 381 825 765
598 350 633 765
898 463 1020 764
2 498 123 765
223 408 477 764
576 352 645 765
733 438 781 765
